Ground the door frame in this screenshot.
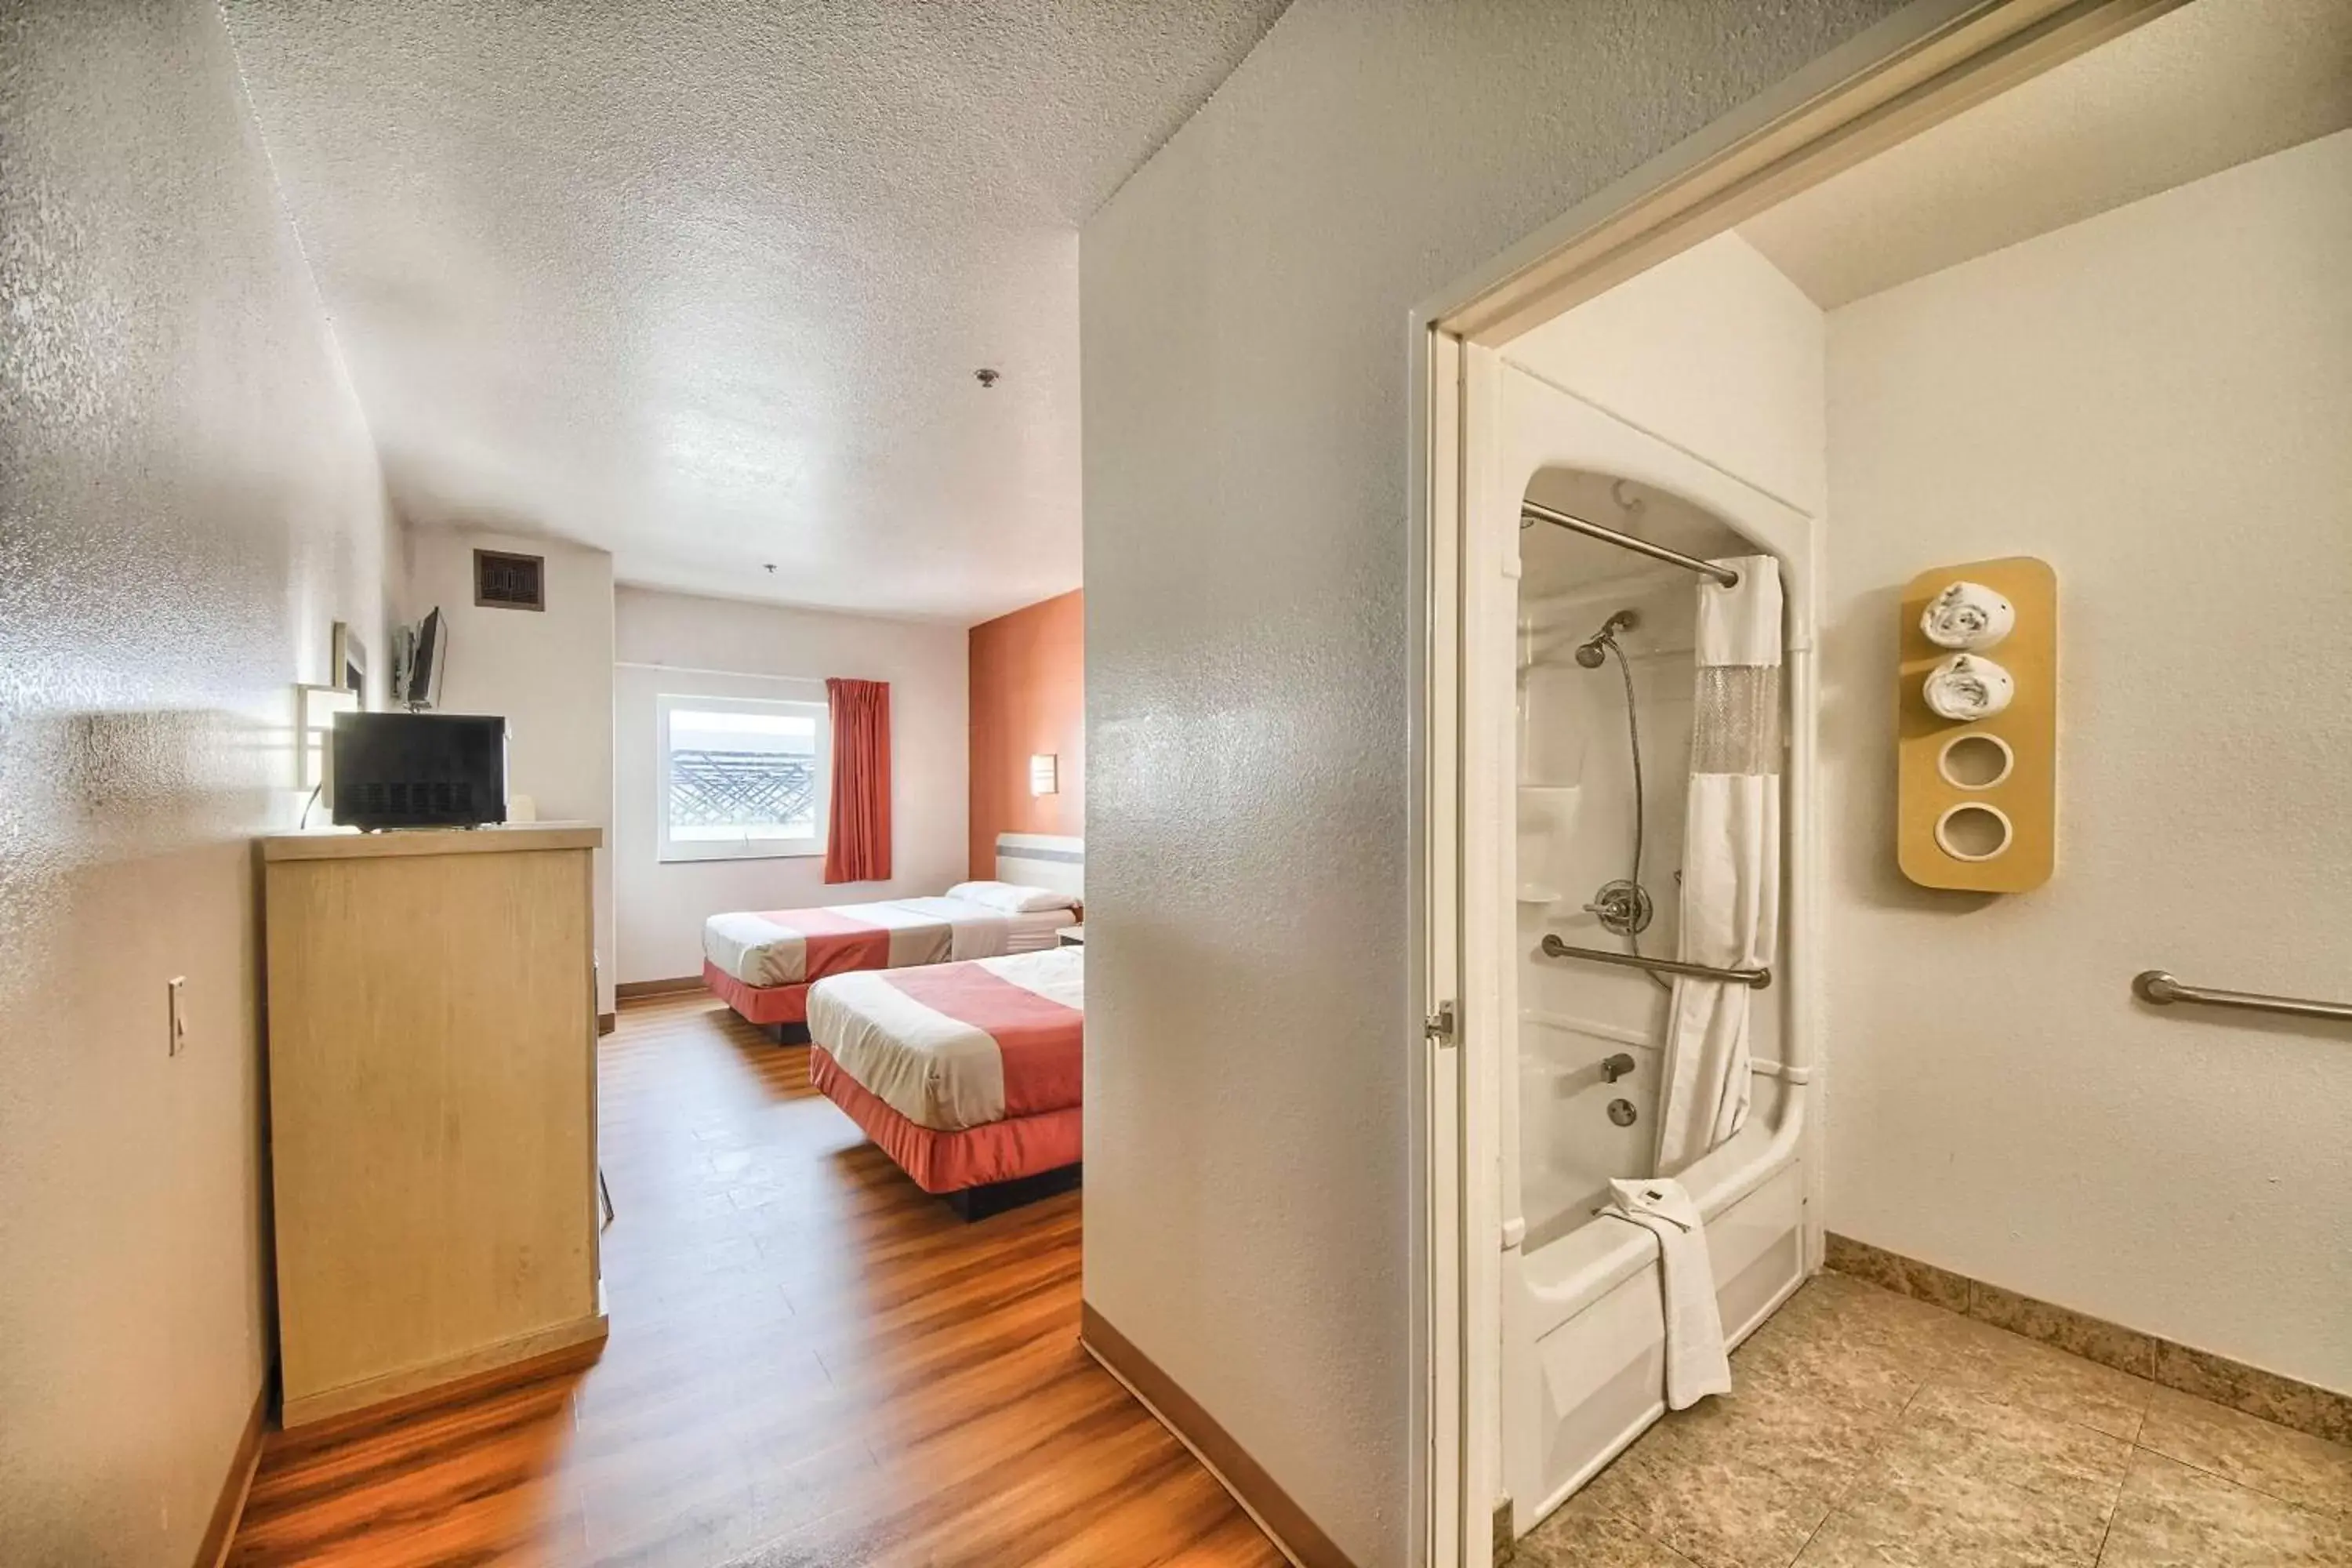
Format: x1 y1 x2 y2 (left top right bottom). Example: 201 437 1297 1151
1405 2 2184 1562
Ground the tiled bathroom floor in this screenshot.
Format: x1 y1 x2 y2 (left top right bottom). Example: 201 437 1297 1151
1518 1272 2352 1568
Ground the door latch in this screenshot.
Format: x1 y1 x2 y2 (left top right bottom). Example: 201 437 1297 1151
1425 1000 1457 1046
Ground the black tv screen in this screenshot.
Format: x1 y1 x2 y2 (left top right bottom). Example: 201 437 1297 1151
401 606 445 709
331 712 507 829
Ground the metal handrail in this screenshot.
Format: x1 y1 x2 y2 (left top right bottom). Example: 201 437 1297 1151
1540 934 1770 989
2131 970 2352 1024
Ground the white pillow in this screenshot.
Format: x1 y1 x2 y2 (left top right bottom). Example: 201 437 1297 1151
947 880 1075 915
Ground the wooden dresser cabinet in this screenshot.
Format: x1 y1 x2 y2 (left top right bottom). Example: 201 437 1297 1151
260 823 606 1428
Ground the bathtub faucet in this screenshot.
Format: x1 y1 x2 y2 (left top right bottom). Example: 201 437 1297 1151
1601 1052 1636 1083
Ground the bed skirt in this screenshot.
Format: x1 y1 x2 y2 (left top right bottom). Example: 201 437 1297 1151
703 959 812 1025
808 1044 1081 1194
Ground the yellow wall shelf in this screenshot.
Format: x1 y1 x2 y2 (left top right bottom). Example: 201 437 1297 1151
1896 556 2056 893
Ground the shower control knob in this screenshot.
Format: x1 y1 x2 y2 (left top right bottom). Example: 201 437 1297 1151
1607 1098 1639 1127
1584 879 1654 935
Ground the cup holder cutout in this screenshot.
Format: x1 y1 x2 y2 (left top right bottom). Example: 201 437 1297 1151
1935 803 2013 862
1937 732 2015 790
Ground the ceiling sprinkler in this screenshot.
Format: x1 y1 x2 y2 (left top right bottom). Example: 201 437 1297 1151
975 367 1001 389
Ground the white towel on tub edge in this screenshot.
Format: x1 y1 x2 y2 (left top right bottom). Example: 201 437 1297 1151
1602 1175 1732 1410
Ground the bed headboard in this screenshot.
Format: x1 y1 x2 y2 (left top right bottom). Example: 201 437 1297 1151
996 833 1083 901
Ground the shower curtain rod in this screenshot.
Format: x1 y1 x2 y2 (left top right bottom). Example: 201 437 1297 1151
1519 499 1740 588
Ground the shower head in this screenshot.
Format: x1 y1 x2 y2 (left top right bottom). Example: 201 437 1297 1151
1575 608 1639 667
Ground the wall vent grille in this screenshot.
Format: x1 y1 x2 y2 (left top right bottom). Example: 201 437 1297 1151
474 549 545 611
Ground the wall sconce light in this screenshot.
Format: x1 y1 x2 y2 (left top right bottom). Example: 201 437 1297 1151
297 683 360 793
1029 753 1059 797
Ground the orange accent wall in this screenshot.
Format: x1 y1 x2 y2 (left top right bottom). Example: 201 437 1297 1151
968 590 1083 879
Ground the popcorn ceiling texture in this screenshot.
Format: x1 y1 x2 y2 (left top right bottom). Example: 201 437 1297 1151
217 0 1291 621
1079 2 1907 1562
0 1 392 1562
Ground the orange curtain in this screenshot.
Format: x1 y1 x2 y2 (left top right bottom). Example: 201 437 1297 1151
823 677 892 884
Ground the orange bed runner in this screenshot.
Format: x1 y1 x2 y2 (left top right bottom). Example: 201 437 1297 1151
878 962 1083 1117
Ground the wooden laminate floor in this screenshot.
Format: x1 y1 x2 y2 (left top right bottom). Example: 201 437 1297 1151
229 991 1282 1568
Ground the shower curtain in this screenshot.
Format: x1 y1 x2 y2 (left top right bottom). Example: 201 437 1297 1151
1655 557 1783 1175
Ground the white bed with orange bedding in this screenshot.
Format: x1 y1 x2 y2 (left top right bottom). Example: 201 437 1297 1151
700 833 1083 1030
808 946 1084 1131
703 895 1068 989
805 946 1084 1198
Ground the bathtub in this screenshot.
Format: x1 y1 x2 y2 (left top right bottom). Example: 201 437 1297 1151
1499 593 1819 1537
1494 441 1822 1541
1501 1069 1809 1527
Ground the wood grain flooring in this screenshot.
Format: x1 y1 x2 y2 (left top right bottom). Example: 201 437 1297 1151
229 991 1282 1568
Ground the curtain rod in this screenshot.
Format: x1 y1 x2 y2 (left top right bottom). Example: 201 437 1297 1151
1519 499 1740 587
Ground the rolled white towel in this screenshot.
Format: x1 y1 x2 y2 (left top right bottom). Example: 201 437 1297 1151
1921 581 2014 651
1923 653 2015 721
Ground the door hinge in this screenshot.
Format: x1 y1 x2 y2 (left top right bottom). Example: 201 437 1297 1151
1425 1000 1457 1046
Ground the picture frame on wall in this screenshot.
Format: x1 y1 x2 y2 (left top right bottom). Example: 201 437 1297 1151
331 621 367 706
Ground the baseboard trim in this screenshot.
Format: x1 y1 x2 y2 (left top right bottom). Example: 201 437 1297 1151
1080 1301 1355 1568
194 1377 270 1568
1825 1232 2352 1444
267 1328 607 1459
597 1010 617 1035
615 975 705 1000
281 1311 608 1432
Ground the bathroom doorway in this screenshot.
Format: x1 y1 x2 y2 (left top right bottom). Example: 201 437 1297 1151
1409 2 2352 1563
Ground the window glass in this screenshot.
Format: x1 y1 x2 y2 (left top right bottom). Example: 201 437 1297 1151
659 695 828 860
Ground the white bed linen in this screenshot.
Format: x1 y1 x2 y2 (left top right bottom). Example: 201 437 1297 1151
807 948 1083 1131
996 906 1069 955
702 898 1068 987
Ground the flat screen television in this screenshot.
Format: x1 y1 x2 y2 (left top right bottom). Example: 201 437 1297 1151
330 712 507 829
392 607 445 710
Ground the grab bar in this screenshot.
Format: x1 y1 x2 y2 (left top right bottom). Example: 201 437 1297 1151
2132 970 2352 1024
1540 935 1771 989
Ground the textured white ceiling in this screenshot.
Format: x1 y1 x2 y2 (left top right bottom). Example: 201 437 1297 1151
1740 0 2352 308
220 0 1289 622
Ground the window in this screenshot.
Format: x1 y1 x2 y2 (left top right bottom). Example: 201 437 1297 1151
658 693 829 861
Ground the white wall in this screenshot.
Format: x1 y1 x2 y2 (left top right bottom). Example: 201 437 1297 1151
1822 130 2352 1392
405 531 617 1013
1505 231 1828 517
1078 3 1908 1560
1 1 391 1559
612 588 967 984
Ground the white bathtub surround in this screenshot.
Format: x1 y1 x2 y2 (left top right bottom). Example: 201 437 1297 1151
1493 370 1820 1534
1655 557 1784 1175
1600 1178 1732 1410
